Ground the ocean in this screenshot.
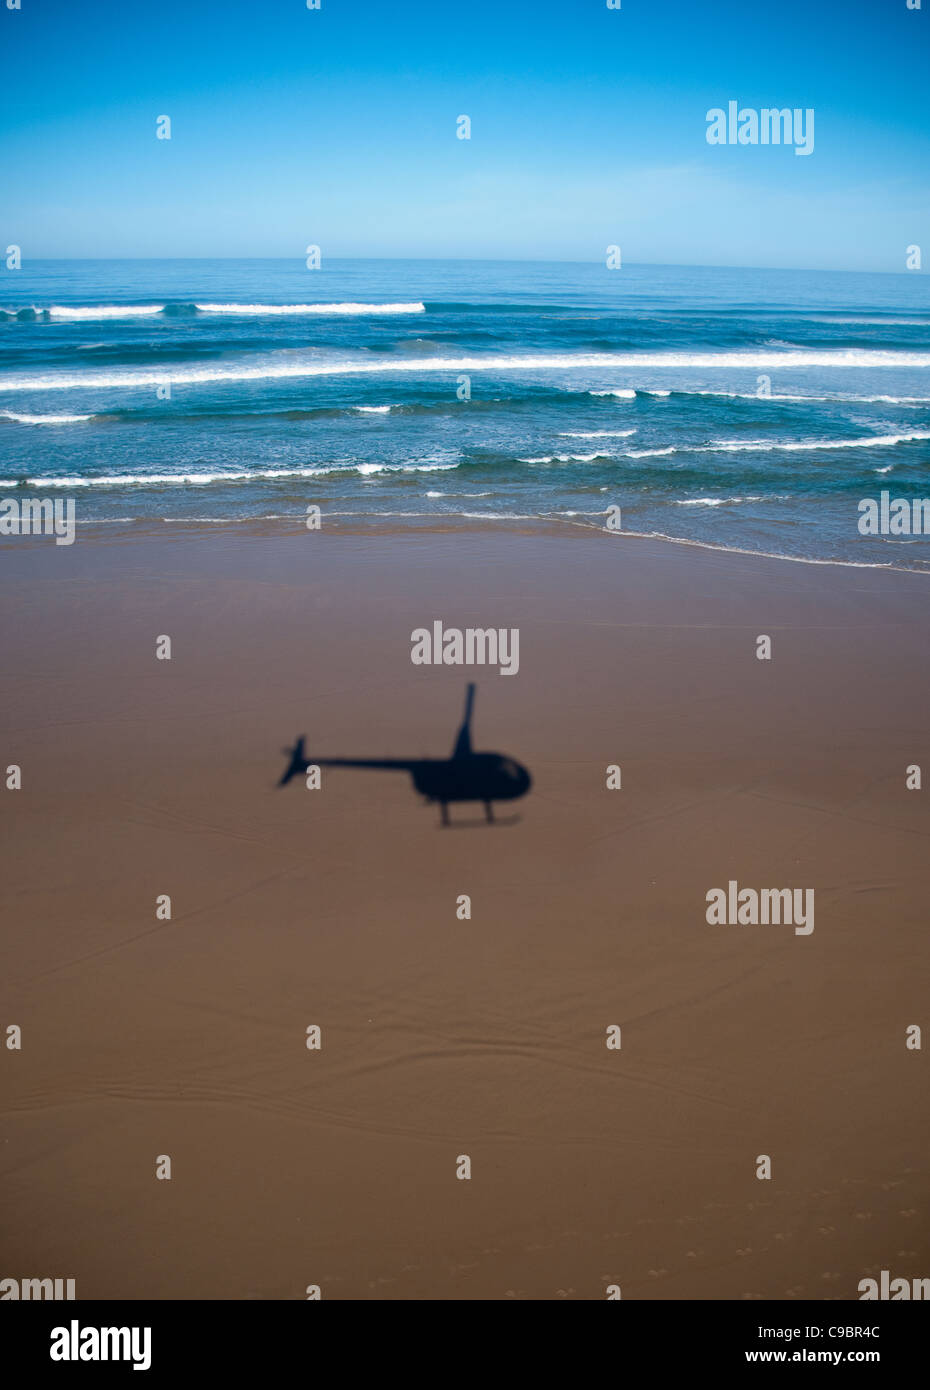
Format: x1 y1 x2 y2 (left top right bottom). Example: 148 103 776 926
2 258 929 568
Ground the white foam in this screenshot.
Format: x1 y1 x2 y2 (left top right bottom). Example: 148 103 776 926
520 452 604 463
673 495 786 507
354 461 461 477
394 461 460 472
24 459 462 488
45 304 164 320
705 431 930 453
15 301 426 320
28 466 360 488
557 429 637 438
461 511 537 520
678 389 930 406
11 346 930 394
1 410 94 424
857 395 930 405
614 431 930 461
353 405 394 413
29 472 257 487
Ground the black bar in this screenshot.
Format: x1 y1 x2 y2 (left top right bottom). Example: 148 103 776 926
2 1299 924 1377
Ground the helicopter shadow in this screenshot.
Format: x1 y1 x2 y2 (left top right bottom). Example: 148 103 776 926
279 682 532 828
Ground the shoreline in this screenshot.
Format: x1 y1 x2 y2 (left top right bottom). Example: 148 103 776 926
4 510 929 577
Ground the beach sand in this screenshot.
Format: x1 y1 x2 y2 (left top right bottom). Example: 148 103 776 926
1 522 928 1300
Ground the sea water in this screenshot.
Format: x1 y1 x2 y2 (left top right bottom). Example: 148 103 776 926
2 258 928 568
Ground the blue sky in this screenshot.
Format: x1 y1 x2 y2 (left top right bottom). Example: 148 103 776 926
2 0 928 270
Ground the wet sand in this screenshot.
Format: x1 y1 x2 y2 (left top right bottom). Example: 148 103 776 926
1 523 928 1299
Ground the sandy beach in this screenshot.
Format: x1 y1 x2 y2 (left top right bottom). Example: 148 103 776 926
1 521 928 1300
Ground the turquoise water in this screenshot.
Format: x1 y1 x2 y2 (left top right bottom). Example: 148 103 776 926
2 258 929 567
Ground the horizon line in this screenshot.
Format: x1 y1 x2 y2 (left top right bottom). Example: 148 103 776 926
4 256 924 279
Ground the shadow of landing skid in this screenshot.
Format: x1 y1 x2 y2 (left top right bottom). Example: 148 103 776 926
279 683 532 826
